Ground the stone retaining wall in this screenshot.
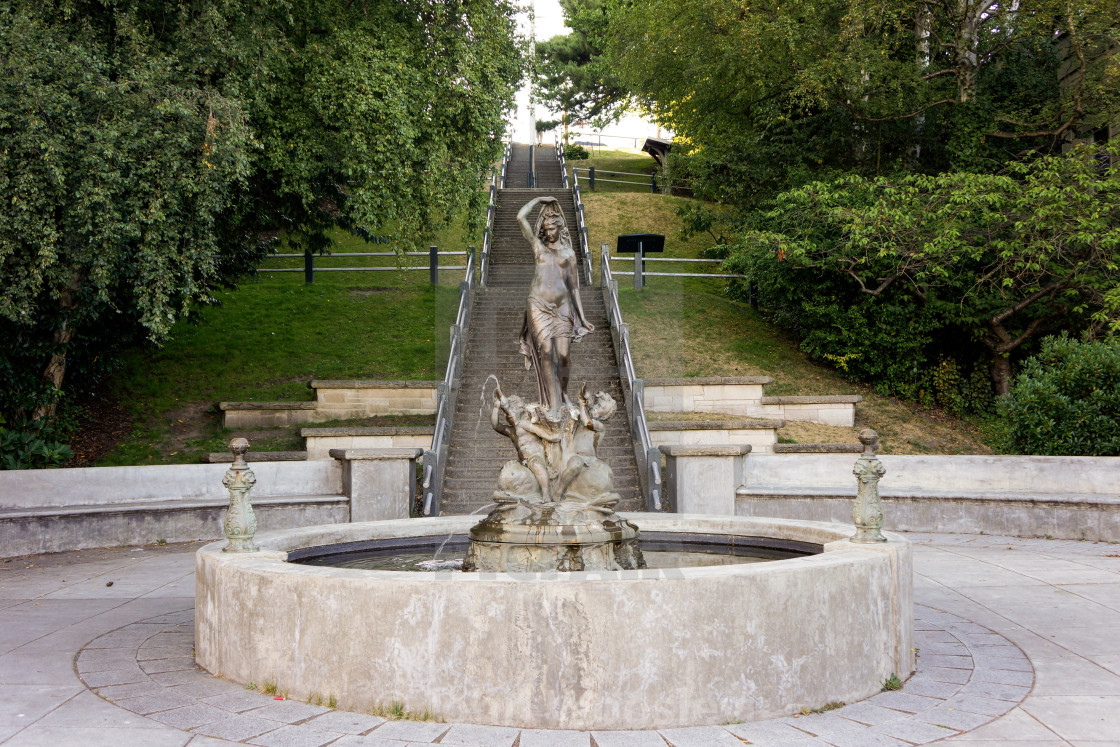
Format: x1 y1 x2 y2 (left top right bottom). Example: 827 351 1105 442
643 377 771 416
220 380 440 427
759 396 862 427
311 380 439 419
735 453 1120 542
302 426 434 460
648 420 782 453
0 451 421 558
642 377 860 427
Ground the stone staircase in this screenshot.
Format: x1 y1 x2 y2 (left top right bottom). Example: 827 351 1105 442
438 147 643 515
506 143 564 190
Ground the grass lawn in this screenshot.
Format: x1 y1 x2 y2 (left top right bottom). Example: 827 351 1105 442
96 223 473 467
581 191 992 455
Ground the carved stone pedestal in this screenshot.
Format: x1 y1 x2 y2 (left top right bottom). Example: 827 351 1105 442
463 499 644 573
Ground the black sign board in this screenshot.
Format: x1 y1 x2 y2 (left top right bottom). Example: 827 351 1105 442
616 234 665 253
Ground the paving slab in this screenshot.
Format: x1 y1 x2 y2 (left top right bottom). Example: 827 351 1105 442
247 725 340 747
1021 695 1120 742
303 711 386 735
438 723 519 746
0 725 192 747
588 732 668 747
517 728 590 747
725 720 814 743
363 721 449 742
945 706 1064 742
656 725 743 747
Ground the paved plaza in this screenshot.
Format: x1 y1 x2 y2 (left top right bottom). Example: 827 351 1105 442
1 532 1118 746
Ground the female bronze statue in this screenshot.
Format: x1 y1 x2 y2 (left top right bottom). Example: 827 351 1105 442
517 196 595 415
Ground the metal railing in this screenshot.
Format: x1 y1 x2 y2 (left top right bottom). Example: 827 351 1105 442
422 140 510 513
499 140 510 189
608 253 747 286
261 248 469 284
571 179 594 286
599 248 663 511
555 135 570 189
481 177 497 287
421 247 476 517
565 131 660 152
572 167 693 196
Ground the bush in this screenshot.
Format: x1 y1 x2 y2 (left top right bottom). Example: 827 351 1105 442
996 336 1120 456
725 246 943 394
563 143 590 160
0 417 72 470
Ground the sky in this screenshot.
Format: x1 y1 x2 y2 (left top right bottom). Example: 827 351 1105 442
509 0 666 148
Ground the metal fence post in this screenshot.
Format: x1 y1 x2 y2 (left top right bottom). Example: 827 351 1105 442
303 249 314 284
589 166 596 191
634 247 644 290
429 245 438 285
650 174 657 193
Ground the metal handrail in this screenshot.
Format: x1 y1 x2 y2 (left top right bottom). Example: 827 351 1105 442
422 245 477 516
499 141 510 189
556 135 569 189
572 168 691 196
571 182 594 285
481 175 496 286
600 249 664 512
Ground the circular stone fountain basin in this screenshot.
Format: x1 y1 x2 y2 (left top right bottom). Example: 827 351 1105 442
195 514 913 730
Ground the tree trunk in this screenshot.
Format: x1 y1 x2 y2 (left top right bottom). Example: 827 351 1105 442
911 4 932 163
31 272 80 422
32 321 73 421
991 355 1012 396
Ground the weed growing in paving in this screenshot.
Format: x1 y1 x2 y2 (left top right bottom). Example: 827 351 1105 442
882 674 903 691
370 700 441 722
801 701 845 715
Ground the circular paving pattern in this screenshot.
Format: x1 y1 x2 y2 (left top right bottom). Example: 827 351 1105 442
75 604 1033 746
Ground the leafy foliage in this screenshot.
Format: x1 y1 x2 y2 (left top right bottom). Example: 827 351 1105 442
0 417 72 470
596 0 1119 203
995 335 1120 456
0 0 523 453
535 0 628 125
564 144 591 160
725 143 1120 395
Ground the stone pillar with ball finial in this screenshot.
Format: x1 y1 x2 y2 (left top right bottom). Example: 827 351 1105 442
851 429 888 543
222 438 258 553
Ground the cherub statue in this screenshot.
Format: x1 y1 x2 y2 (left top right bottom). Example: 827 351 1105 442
490 384 560 502
555 385 620 506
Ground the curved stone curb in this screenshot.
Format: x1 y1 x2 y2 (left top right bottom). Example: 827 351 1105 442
76 605 1032 746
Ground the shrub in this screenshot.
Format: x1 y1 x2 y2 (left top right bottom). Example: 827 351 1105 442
563 143 590 160
0 417 72 470
996 336 1120 456
725 246 949 396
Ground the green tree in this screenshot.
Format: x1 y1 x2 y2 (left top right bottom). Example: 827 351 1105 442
0 0 522 434
535 0 628 128
727 142 1120 394
599 0 1119 203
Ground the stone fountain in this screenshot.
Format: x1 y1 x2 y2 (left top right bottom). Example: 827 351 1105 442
194 197 914 730
462 195 642 573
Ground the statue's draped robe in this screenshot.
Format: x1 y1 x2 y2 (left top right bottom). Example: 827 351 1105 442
519 296 578 409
